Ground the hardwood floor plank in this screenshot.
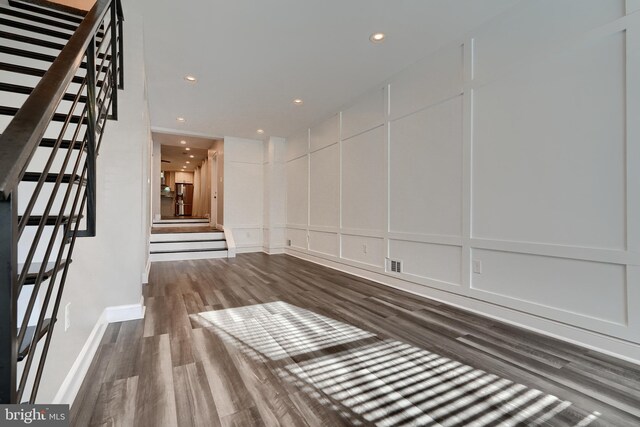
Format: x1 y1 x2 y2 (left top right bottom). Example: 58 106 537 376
219 407 263 427
70 342 115 426
71 254 640 427
104 320 144 382
173 362 221 427
89 377 138 427
133 334 178 427
190 327 256 418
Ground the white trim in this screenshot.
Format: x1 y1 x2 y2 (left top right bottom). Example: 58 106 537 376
223 227 236 257
149 250 228 262
53 298 145 406
142 259 151 284
52 311 107 406
285 250 640 365
263 247 285 255
105 297 145 323
236 245 264 253
150 126 222 140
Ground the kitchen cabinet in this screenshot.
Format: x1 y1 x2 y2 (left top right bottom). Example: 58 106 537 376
174 171 194 184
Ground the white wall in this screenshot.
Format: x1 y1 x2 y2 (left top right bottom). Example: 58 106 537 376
152 139 161 220
223 137 264 252
36 0 151 402
212 139 224 226
284 0 640 362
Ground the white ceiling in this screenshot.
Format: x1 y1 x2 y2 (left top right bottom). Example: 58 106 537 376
141 0 519 140
160 145 208 172
153 131 217 171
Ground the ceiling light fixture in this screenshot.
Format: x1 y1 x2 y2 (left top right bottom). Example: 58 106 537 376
186 161 190 164
177 117 186 122
189 155 195 158
370 32 385 43
184 75 197 82
257 129 264 134
293 98 303 105
185 147 191 151
180 140 187 145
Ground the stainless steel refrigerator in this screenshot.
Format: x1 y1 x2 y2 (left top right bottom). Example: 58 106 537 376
175 183 194 216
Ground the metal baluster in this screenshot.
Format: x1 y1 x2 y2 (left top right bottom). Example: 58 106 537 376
84 37 97 237
109 3 119 119
116 0 124 90
0 194 18 404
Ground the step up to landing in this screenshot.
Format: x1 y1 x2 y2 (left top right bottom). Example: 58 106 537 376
149 229 228 262
152 218 210 228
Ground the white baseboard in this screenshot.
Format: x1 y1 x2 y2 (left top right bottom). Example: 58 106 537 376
285 249 640 366
105 297 145 323
236 246 264 254
223 227 236 258
263 247 285 255
53 297 145 406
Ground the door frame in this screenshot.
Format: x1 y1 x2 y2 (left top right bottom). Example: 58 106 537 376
209 149 218 227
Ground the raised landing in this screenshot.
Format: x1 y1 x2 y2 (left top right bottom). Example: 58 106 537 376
151 225 221 234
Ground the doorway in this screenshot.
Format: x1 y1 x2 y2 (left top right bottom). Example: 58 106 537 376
151 132 224 226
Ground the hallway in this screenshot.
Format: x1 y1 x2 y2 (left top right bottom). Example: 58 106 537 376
71 255 640 426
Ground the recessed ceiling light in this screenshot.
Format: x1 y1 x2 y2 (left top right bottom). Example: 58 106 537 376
370 32 385 43
186 161 190 164
185 147 191 151
189 155 195 158
257 129 264 134
184 75 197 82
180 140 186 145
177 117 186 122
293 98 303 105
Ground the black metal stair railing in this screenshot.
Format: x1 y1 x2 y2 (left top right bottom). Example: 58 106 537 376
0 0 124 404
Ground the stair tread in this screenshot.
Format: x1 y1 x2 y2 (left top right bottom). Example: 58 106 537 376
0 45 110 71
150 239 226 244
0 16 104 40
0 16 71 40
150 248 228 254
0 133 84 150
0 82 89 103
0 106 88 124
0 6 78 31
21 260 70 285
18 318 53 362
0 62 106 88
0 29 65 50
39 137 84 150
8 0 85 24
18 214 82 226
21 172 81 183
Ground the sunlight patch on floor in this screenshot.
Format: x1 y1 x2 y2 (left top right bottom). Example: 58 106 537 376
197 301 600 426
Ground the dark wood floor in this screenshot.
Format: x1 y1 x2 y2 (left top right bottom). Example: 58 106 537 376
71 254 640 427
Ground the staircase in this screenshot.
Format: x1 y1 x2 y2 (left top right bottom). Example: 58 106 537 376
152 218 211 228
150 221 228 261
0 0 123 403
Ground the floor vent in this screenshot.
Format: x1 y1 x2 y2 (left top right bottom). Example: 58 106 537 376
387 259 402 273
